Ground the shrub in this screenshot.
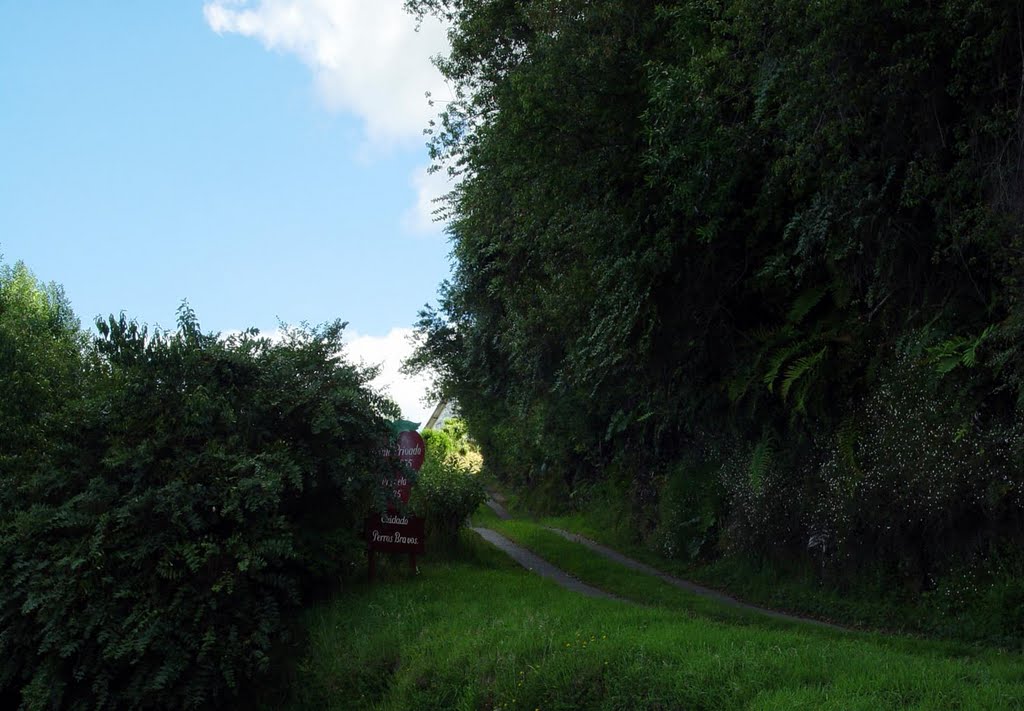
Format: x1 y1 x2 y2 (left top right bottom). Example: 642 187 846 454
0 306 396 709
413 456 485 547
804 354 1023 586
420 428 455 463
654 456 723 561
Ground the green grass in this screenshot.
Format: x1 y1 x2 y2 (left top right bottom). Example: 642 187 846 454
482 481 892 631
480 473 1024 647
473 506 780 628
475 508 1016 658
536 510 1024 646
283 525 1024 710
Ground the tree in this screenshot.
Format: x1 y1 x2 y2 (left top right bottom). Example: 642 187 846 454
407 0 1024 581
0 258 83 505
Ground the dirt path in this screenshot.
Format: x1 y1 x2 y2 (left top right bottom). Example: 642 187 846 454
477 495 847 630
484 496 512 520
545 527 845 630
470 527 620 601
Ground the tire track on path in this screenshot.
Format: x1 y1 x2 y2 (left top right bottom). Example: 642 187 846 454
484 494 512 520
544 527 846 630
469 527 621 601
478 494 847 630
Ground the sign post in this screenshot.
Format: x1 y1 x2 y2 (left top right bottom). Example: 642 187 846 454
366 428 427 580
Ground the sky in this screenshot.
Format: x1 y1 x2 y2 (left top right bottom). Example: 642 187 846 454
0 1 456 424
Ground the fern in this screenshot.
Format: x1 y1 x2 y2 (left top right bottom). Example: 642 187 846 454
787 287 828 324
926 324 994 374
961 325 995 367
836 417 861 479
747 324 791 343
780 346 826 402
748 434 776 493
726 374 754 403
763 340 808 393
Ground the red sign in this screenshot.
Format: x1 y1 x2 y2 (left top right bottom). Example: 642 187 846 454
382 468 413 506
368 429 428 580
364 513 426 554
381 430 425 506
396 430 426 471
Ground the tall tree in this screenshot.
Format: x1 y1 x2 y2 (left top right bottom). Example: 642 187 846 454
408 0 1024 577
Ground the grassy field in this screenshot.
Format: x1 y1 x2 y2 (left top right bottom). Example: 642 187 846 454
283 514 1024 710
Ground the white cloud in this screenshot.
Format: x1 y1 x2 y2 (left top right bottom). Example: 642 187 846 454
203 0 451 145
403 164 454 234
343 327 435 425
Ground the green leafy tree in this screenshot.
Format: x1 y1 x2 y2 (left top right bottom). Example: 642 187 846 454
407 0 1024 582
0 259 84 503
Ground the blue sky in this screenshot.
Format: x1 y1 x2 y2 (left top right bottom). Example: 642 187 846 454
0 1 454 422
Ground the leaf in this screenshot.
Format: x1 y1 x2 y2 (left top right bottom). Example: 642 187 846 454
748 435 776 493
727 375 753 403
936 355 962 374
787 287 828 324
763 340 807 392
780 347 826 401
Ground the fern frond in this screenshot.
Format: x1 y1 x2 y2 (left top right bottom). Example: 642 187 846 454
926 324 995 373
763 340 807 392
787 287 828 324
727 376 752 403
780 346 826 401
836 417 861 476
747 324 789 343
748 434 776 492
961 324 995 367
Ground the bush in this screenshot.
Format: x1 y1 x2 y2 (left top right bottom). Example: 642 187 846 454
654 456 723 561
412 423 485 547
0 305 397 709
802 355 1023 587
420 428 455 463
413 456 485 547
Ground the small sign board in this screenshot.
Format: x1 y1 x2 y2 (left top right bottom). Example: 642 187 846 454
364 512 426 554
367 427 428 579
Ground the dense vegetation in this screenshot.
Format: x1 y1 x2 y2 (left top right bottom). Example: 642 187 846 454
287 527 1024 710
0 261 397 709
414 419 486 547
406 0 1024 633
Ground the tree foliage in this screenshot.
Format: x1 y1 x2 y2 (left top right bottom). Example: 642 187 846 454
414 418 485 547
1 278 397 709
0 261 84 503
407 0 1024 586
